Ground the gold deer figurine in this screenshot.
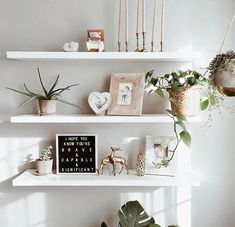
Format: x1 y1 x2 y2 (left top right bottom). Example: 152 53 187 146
97 147 129 176
97 156 112 176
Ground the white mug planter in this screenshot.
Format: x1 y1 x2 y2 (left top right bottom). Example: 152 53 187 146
36 159 53 176
38 100 56 115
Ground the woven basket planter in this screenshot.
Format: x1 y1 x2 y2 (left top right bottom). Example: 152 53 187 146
167 86 201 116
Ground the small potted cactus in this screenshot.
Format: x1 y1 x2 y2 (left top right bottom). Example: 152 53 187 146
36 145 53 176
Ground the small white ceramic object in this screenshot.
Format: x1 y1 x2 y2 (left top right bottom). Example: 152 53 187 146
36 159 53 176
88 92 111 115
63 41 79 52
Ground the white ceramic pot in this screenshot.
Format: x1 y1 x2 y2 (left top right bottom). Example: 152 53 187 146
214 70 235 96
38 100 56 115
36 159 53 176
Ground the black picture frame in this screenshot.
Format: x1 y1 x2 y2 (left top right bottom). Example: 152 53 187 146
56 134 97 174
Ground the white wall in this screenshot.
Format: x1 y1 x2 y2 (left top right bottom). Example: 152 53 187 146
0 0 235 227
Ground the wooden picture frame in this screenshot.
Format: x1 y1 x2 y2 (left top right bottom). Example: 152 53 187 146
87 29 104 52
56 134 98 175
107 73 145 116
145 135 177 176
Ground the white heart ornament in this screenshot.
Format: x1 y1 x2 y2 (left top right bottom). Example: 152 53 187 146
88 92 112 115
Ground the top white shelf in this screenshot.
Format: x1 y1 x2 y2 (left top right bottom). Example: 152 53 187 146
6 51 194 62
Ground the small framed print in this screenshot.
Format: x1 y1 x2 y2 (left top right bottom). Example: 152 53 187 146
107 73 145 116
87 29 104 52
56 134 97 174
145 136 177 176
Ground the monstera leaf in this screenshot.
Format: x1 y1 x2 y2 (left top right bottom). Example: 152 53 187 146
101 222 108 227
118 201 161 227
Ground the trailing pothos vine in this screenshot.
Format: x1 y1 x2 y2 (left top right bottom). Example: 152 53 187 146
152 110 190 169
145 69 214 168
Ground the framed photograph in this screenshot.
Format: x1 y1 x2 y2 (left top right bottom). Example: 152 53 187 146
56 134 97 174
107 73 145 115
87 29 104 52
145 136 177 176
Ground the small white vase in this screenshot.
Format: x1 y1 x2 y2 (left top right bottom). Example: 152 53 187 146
38 100 56 115
36 159 53 176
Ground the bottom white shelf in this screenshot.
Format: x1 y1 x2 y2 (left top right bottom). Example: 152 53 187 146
12 170 200 187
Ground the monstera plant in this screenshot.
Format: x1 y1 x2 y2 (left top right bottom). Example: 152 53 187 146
101 201 161 227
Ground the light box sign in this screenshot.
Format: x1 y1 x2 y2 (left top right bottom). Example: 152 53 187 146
56 134 97 174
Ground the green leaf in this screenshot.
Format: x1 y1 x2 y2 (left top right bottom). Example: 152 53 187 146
6 87 34 97
156 89 164 97
37 67 48 97
179 131 191 147
56 98 83 113
101 222 108 227
145 70 154 81
148 89 154 94
152 162 162 169
48 74 60 95
176 114 187 122
118 201 159 227
176 121 186 131
171 83 181 92
200 99 209 111
149 224 161 227
166 109 174 116
208 94 217 106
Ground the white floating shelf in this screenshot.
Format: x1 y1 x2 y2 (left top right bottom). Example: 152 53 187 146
12 170 200 187
10 114 201 123
6 51 194 62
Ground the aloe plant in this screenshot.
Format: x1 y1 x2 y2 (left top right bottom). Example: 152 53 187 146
6 67 82 111
101 201 161 227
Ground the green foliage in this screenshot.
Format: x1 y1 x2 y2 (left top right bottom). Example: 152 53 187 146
40 145 53 161
145 69 208 94
179 131 191 147
145 69 213 112
101 222 108 227
101 201 161 227
200 99 209 111
118 201 161 227
208 50 235 76
6 67 81 110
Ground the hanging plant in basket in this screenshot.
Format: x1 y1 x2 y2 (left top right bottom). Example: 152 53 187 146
208 9 235 96
208 50 235 96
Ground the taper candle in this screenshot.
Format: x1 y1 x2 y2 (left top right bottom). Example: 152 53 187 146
160 0 165 51
136 0 140 33
125 0 129 42
142 0 145 32
151 0 157 43
118 0 122 43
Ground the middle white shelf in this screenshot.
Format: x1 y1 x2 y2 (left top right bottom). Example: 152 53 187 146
10 114 201 123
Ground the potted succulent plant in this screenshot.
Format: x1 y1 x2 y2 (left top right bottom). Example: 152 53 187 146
6 67 82 115
36 145 53 176
208 50 235 96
